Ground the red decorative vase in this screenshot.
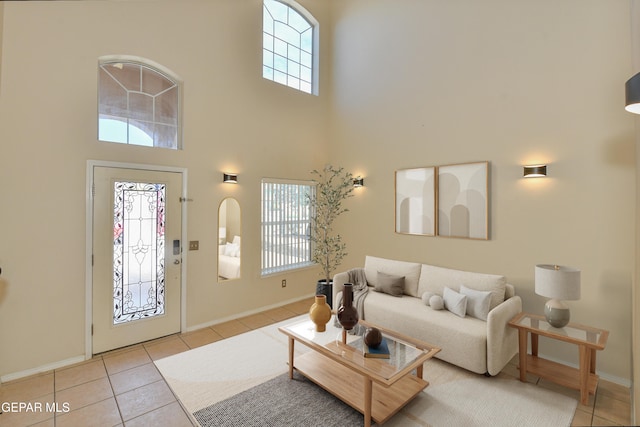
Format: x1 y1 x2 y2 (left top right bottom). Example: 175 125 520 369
309 294 332 332
337 283 359 330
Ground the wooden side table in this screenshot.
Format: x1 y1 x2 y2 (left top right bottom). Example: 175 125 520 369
508 312 609 405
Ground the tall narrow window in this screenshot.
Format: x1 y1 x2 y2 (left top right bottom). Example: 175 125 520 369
99 58 181 149
261 179 315 276
263 0 318 95
113 181 166 324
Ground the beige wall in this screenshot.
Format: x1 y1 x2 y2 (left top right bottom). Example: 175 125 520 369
0 0 330 378
632 0 640 422
0 0 636 390
328 0 635 383
0 1 3 95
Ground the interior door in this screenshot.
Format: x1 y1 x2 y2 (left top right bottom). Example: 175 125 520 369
92 167 182 354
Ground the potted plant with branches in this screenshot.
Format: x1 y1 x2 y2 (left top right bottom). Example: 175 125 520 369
308 165 354 307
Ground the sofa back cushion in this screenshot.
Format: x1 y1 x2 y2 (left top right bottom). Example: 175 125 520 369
417 264 506 310
364 256 421 297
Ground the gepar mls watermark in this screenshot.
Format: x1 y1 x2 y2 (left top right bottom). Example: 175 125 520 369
1 401 70 414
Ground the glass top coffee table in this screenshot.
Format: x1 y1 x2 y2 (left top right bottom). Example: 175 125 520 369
279 316 440 427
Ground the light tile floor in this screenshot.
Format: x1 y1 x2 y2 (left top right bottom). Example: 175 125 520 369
0 298 631 426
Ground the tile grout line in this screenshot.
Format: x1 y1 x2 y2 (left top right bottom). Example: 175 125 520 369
112 342 186 424
106 353 128 426
53 364 57 427
150 351 198 426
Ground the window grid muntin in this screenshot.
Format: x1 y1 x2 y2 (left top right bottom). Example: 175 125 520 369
263 0 314 94
99 60 180 149
261 179 315 276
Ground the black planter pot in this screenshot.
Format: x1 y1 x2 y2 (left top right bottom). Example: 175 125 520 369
315 280 333 309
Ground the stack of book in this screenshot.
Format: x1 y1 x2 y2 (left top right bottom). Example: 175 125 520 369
364 337 390 359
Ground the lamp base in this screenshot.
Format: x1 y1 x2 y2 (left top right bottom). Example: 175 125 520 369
544 299 570 328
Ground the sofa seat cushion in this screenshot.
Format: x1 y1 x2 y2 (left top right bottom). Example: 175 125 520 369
362 292 488 374
364 256 421 297
417 264 506 310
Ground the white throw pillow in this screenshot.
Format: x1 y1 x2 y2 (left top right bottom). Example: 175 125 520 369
417 264 506 311
224 242 240 257
429 295 444 310
443 287 467 318
421 291 435 306
460 285 492 321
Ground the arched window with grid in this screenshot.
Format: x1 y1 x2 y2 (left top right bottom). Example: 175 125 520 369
262 0 318 95
98 57 182 149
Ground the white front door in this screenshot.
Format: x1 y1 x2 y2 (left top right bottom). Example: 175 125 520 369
92 167 182 354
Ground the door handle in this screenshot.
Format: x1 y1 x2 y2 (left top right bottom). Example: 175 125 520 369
174 259 181 265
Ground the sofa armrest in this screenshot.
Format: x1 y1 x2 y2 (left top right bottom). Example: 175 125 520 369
486 295 522 376
331 271 350 310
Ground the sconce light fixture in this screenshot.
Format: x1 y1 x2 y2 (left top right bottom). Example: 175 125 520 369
353 176 364 188
625 72 640 114
523 165 547 178
223 173 238 184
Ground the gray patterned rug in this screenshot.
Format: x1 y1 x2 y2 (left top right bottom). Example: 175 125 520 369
193 371 366 427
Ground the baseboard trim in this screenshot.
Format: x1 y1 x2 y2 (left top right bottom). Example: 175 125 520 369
185 293 314 333
1 295 314 384
1 355 86 384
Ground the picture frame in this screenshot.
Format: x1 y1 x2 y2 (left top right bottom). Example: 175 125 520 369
395 167 436 236
394 161 489 240
437 161 488 240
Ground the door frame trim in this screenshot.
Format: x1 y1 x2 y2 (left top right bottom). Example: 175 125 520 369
85 160 188 359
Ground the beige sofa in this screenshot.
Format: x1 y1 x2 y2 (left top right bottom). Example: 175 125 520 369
332 256 522 376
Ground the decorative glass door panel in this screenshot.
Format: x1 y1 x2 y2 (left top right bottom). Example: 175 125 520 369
113 181 166 324
92 167 181 354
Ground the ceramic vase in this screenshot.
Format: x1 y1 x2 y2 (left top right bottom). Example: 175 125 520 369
364 327 382 349
309 294 332 332
337 283 359 330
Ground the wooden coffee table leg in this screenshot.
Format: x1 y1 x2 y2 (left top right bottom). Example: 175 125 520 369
288 337 294 379
364 378 372 427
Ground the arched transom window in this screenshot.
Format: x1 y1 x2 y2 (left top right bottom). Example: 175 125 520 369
263 0 318 95
99 58 181 149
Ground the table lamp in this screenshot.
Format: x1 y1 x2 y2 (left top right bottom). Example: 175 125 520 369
534 264 581 328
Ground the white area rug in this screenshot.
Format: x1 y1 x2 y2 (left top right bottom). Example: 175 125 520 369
155 315 577 427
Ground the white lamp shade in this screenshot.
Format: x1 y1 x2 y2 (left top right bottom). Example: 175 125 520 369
534 264 581 301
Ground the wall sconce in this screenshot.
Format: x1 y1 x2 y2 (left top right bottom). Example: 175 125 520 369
625 72 640 114
523 165 547 178
223 173 238 184
353 177 364 187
